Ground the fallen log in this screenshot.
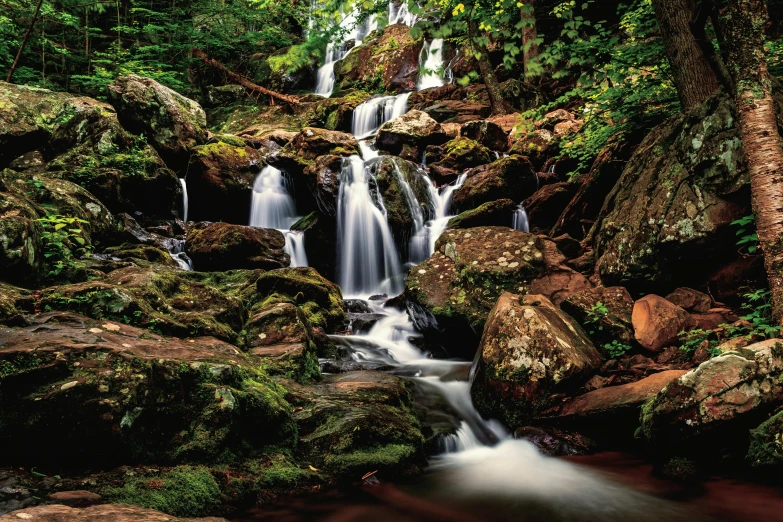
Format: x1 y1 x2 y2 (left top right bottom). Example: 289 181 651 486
192 48 300 105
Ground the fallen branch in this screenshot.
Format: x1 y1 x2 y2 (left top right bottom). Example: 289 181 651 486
192 48 300 105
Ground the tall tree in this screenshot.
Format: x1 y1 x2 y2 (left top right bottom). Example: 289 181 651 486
721 0 783 323
650 0 720 110
6 0 45 82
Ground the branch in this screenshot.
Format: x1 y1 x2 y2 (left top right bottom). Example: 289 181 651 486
690 0 734 93
192 48 299 105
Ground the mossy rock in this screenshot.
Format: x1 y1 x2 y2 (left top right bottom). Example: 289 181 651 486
429 137 492 173
452 155 538 213
186 222 290 271
0 282 33 326
748 410 783 470
447 198 515 229
0 184 43 286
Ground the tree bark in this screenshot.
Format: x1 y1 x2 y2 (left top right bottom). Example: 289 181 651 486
650 0 721 110
468 21 510 116
520 1 539 78
6 0 45 82
721 0 783 323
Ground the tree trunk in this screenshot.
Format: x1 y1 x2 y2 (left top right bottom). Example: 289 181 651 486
650 0 721 110
6 0 45 82
520 1 539 78
721 0 783 323
468 21 510 116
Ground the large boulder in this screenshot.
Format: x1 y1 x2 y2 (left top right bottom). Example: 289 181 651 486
451 155 538 213
471 293 602 427
186 222 289 271
632 294 694 352
638 339 783 455
404 227 547 354
592 95 750 291
426 137 492 177
523 182 579 234
375 110 448 155
186 140 262 224
107 75 208 173
447 198 516 229
508 129 556 171
296 91 373 132
0 181 43 286
271 127 358 177
0 312 297 468
302 155 343 216
748 410 783 469
460 120 508 151
333 24 422 93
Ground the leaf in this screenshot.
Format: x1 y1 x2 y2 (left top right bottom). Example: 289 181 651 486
54 223 67 230
308 465 319 471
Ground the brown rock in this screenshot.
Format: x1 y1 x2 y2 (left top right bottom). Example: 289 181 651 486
47 490 102 506
665 287 712 313
452 155 538 213
460 120 508 151
508 129 555 171
523 182 579 234
632 295 694 352
553 120 584 137
0 504 226 521
537 109 575 129
561 286 635 347
185 222 289 271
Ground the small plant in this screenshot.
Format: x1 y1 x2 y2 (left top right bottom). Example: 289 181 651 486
584 301 609 335
37 215 91 279
678 328 717 355
603 340 633 358
738 288 781 338
731 214 759 254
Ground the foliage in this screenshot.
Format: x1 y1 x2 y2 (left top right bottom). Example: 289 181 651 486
602 339 633 358
735 289 782 339
677 328 718 356
37 215 90 279
731 214 759 254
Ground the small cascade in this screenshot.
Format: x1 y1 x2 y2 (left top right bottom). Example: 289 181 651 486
249 165 308 267
165 238 193 271
314 43 344 96
388 0 418 26
512 203 529 232
409 172 468 262
337 155 403 298
352 92 411 138
179 178 189 222
417 38 447 90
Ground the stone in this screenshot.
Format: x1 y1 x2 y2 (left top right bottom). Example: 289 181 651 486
451 156 538 213
427 137 492 175
271 127 358 176
0 504 227 521
553 119 584 137
536 109 575 130
560 286 636 348
47 491 102 506
471 293 602 427
376 110 448 155
513 426 595 456
748 410 783 469
107 75 208 173
523 182 578 234
302 155 343 216
508 129 555 171
185 222 289 271
447 199 516 229
460 120 508 151
0 185 43 286
632 294 694 352
665 287 712 313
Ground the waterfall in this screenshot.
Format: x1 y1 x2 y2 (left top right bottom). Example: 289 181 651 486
409 172 468 263
249 165 309 267
417 38 447 90
314 43 345 97
337 155 403 298
179 178 188 222
165 238 193 271
352 92 411 138
388 0 418 26
513 204 529 232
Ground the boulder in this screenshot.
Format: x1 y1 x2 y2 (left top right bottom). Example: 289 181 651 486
451 155 538 213
186 222 289 271
460 120 508 151
553 119 584 137
0 312 296 467
272 127 358 176
333 24 422 93
0 183 43 286
592 95 750 291
560 286 635 348
748 410 783 469
508 129 556 171
639 339 783 455
186 140 262 224
471 293 602 427
632 294 694 352
0 282 31 326
107 75 208 173
527 238 593 306
296 91 373 132
376 110 448 155
523 182 578 234
665 287 712 313
290 212 338 282
302 155 343 216
536 109 575 130
447 198 516 229
0 504 227 522
427 137 492 175
404 227 547 354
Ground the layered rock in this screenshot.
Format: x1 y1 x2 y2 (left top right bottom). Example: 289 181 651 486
376 110 448 155
186 222 289 271
451 156 538 213
271 127 358 177
471 293 602 427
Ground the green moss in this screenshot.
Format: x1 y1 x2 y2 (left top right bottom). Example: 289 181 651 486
291 212 318 232
104 466 220 517
214 134 247 147
323 444 418 477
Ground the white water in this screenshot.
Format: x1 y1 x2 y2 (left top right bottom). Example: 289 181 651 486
417 38 447 90
513 203 530 232
337 155 403 298
249 165 309 267
179 178 189 222
388 0 418 26
352 92 411 138
409 172 468 263
166 238 192 271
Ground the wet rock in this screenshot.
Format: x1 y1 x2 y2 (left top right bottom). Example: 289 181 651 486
376 110 448 155
296 91 373 133
665 287 712 313
302 155 343 216
508 129 556 171
404 227 547 353
460 120 508 151
632 295 694 352
107 75 208 173
513 426 596 456
0 504 228 521
451 156 538 213
272 127 358 176
592 95 750 291
560 286 636 348
186 222 289 271
0 312 296 468
333 24 422 93
447 198 516 229
0 184 43 286
748 410 783 469
638 339 783 455
291 212 338 281
523 182 578 234
471 293 602 426
427 137 492 174
186 140 262 224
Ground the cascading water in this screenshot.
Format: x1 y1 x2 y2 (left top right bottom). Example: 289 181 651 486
513 203 530 232
179 178 189 222
352 92 411 138
249 165 309 267
417 38 447 90
164 238 192 271
337 155 403 298
388 0 418 26
409 172 467 262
